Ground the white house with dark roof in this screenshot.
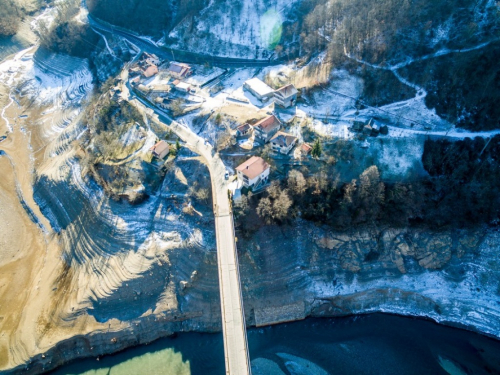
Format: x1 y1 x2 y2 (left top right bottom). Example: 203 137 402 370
270 131 298 154
274 84 298 108
236 156 270 188
253 115 281 142
236 123 252 136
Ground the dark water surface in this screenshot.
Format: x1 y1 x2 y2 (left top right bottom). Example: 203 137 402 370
50 314 500 375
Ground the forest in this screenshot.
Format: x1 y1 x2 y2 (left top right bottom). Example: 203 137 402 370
236 136 500 235
293 0 499 64
403 42 500 131
0 0 21 36
283 0 500 130
0 0 48 36
38 0 99 58
87 0 207 36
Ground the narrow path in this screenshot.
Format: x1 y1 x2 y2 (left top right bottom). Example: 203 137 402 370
1 92 14 133
92 28 116 57
342 40 500 137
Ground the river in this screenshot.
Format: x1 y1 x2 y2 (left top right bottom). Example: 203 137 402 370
49 314 500 375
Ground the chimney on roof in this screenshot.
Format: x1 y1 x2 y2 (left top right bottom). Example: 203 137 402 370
246 166 249 169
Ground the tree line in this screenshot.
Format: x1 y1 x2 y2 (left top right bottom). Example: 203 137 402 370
235 136 500 234
281 0 500 130
38 0 100 58
0 0 48 37
87 0 208 36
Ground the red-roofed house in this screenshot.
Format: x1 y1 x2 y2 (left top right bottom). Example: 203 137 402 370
142 64 158 78
253 115 281 143
168 62 193 79
236 156 270 188
150 140 170 159
301 143 312 155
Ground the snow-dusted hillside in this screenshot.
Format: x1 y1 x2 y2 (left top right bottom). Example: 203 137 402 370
168 0 302 58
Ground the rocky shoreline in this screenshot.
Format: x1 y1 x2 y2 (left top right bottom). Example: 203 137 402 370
5 288 500 374
3 220 500 374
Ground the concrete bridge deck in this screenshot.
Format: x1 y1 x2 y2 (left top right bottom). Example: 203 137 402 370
125 84 252 374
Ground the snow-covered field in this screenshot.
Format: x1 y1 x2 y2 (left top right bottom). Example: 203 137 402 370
168 0 301 58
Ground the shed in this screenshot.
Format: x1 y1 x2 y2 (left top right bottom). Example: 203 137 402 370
236 123 253 136
150 140 170 159
174 81 191 93
243 78 274 100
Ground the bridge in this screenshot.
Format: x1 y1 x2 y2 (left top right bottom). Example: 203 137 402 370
122 79 252 374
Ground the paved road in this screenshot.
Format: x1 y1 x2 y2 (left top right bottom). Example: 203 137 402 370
88 14 282 68
124 80 252 374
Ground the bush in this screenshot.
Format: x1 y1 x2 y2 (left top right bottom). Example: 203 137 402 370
39 1 100 58
0 0 20 36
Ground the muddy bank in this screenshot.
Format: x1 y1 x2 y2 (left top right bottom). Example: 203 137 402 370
2 218 500 374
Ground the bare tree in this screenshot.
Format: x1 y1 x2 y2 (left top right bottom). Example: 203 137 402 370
288 170 307 196
272 190 292 222
256 197 274 224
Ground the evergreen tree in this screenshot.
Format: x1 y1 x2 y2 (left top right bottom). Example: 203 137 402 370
311 139 322 158
176 139 181 150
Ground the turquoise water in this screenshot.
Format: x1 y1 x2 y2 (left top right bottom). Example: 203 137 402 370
50 314 500 375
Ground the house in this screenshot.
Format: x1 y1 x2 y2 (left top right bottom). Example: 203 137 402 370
363 124 373 136
142 52 160 66
351 120 366 132
274 84 298 108
236 123 252 136
150 140 170 159
300 143 312 155
168 62 193 79
270 131 298 154
137 84 150 93
243 78 274 101
149 84 171 95
236 156 270 188
142 64 158 78
173 81 191 93
253 115 281 142
128 66 142 77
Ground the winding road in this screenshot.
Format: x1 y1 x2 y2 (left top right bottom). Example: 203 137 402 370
88 14 282 68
